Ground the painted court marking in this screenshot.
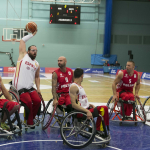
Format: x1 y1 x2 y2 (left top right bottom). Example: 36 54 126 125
0 140 122 150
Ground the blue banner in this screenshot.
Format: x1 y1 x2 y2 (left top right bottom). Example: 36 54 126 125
91 54 117 65
141 72 150 80
109 69 117 75
40 67 45 73
0 67 3 72
71 68 103 74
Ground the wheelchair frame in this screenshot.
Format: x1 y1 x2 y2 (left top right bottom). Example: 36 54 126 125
60 111 111 149
0 92 22 139
9 85 45 130
42 98 67 130
143 96 150 122
107 96 146 125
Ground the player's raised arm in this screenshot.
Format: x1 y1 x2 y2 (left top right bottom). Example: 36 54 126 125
18 30 37 61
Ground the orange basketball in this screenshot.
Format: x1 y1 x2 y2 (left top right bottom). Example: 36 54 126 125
25 22 37 33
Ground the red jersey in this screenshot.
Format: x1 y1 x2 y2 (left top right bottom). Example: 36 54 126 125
117 70 138 93
54 67 73 93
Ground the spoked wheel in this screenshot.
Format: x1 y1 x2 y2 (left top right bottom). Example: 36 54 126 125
0 91 20 123
60 111 96 149
106 96 115 119
143 96 150 122
135 98 146 123
35 93 45 124
42 99 56 130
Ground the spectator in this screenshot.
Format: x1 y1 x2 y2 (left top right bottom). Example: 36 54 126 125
103 61 110 66
114 61 120 66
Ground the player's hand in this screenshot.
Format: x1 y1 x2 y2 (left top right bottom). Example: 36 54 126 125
87 111 93 120
37 89 41 94
32 29 37 36
89 104 95 108
135 94 140 100
112 95 118 102
53 99 58 107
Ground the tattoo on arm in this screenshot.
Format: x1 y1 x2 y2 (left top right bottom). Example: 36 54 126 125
52 72 57 100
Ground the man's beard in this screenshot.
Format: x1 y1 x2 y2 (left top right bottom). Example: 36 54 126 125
58 63 65 68
28 53 36 60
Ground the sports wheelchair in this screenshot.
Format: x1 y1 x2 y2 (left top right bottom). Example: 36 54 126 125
60 111 111 149
0 91 22 139
107 95 146 125
9 85 45 130
42 98 70 130
143 96 150 122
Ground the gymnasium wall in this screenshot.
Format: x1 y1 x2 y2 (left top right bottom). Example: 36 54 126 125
111 1 150 72
0 0 106 68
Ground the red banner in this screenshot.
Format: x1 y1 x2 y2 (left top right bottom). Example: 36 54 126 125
4 67 16 72
45 67 58 73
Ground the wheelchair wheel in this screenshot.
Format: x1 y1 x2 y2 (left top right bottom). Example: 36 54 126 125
143 96 150 122
35 93 45 124
135 98 146 123
42 99 56 130
0 91 20 123
60 111 96 149
106 96 114 119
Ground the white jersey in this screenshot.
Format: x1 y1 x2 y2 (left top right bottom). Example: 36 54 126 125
12 54 39 91
70 83 89 109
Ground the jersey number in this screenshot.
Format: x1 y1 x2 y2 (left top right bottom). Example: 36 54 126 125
65 77 68 82
129 79 131 83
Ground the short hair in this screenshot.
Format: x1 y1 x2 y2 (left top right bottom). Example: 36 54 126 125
127 60 135 66
28 45 37 51
74 68 84 78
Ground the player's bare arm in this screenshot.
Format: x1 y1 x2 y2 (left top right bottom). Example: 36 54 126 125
135 73 140 99
70 85 93 120
18 30 37 61
0 76 12 101
35 66 40 94
52 72 58 106
112 71 123 101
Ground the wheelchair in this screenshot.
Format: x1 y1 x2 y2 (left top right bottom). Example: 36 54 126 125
143 96 150 122
60 111 111 149
9 85 45 130
42 98 69 130
107 95 146 126
0 92 22 139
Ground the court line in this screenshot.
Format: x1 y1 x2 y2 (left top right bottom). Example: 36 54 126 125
0 140 122 150
107 146 122 150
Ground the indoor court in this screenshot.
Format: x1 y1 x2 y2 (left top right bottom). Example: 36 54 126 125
0 0 150 150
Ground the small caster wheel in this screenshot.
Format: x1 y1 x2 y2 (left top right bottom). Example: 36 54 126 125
7 135 12 140
119 122 122 126
102 143 106 148
135 122 137 126
18 132 22 136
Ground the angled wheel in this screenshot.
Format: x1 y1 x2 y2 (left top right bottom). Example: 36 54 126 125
0 91 20 123
135 98 146 123
35 93 45 124
60 111 96 149
42 99 56 130
143 96 150 122
106 96 115 119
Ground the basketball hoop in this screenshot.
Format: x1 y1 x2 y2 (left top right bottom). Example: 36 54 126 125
11 38 16 44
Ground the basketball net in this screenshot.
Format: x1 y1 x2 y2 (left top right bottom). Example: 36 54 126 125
11 38 16 44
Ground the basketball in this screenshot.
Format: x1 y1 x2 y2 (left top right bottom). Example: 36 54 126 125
25 22 37 33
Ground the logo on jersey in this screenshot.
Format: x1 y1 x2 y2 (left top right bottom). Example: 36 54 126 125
68 71 71 75
60 73 64 77
26 66 30 70
134 74 136 78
